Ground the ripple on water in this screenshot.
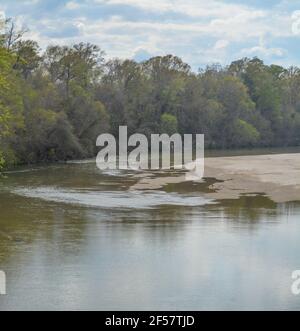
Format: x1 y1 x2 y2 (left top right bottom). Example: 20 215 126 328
12 186 213 210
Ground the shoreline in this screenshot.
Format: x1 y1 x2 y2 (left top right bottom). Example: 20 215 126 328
2 145 300 171
204 154 300 203
132 153 300 203
2 152 300 204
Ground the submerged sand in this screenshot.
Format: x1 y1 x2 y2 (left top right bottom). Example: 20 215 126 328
131 153 300 203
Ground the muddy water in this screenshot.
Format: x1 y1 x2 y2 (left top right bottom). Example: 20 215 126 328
0 154 300 310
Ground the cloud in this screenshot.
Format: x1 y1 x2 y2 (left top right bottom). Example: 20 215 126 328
241 45 285 58
240 37 286 59
65 2 82 10
0 10 5 20
214 40 229 50
94 0 265 19
2 0 300 69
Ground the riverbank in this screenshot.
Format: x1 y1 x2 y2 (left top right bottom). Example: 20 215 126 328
205 153 300 203
2 151 300 203
132 153 300 203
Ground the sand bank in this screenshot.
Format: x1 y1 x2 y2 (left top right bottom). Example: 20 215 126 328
131 153 300 203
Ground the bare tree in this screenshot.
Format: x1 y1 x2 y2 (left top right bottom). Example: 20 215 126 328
2 18 28 50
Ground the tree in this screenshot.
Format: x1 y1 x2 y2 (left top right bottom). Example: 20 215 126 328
160 113 178 135
231 119 260 147
0 47 24 167
66 83 110 156
2 18 300 170
0 18 27 50
12 40 42 79
44 43 105 97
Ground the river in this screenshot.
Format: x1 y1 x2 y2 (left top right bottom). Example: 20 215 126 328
1 149 300 310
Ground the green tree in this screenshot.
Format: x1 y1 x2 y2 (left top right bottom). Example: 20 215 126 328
0 47 24 168
160 113 178 135
12 40 42 79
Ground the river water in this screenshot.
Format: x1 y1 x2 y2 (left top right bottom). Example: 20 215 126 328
1 150 300 310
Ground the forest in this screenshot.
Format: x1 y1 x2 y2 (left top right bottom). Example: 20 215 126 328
1 18 300 170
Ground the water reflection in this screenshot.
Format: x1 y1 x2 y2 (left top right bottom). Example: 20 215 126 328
0 161 300 310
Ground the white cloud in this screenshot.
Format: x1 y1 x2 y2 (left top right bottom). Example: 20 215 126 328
240 37 286 59
22 9 289 68
0 10 5 20
65 1 81 10
214 40 229 50
241 45 285 58
84 1 294 45
3 0 300 69
95 0 265 20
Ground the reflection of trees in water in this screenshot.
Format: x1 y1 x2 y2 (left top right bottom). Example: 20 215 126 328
0 194 92 265
99 194 300 237
164 177 300 225
104 207 193 242
4 164 137 191
163 176 300 225
205 194 300 225
2 186 300 267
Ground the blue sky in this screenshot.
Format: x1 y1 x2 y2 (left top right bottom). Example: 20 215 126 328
1 0 300 70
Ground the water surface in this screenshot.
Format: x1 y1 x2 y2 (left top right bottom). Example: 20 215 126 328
0 151 300 311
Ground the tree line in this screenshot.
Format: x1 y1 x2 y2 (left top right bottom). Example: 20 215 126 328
1 18 300 170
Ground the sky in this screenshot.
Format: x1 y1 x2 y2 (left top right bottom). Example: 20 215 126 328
1 0 300 70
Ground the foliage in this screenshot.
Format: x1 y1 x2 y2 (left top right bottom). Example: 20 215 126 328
1 19 300 170
160 113 178 135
